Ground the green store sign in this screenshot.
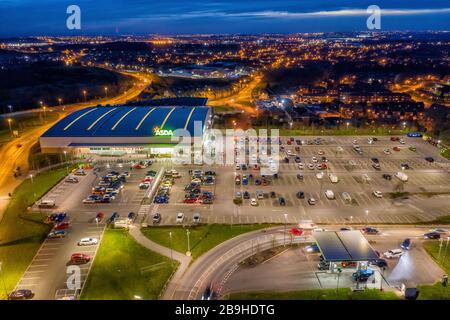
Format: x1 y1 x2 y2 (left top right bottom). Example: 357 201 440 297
154 128 173 136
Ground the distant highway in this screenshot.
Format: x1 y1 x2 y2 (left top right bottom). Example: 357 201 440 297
208 75 262 115
0 71 149 221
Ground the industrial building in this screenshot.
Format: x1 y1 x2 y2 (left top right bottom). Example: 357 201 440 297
40 99 212 156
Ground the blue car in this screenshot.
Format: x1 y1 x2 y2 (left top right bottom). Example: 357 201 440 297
305 243 320 253
128 212 136 220
401 238 412 250
107 212 119 224
352 269 374 282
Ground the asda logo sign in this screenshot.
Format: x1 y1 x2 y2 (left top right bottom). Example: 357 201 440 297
153 127 173 136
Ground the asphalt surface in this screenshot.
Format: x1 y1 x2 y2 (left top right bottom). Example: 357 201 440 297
169 225 447 300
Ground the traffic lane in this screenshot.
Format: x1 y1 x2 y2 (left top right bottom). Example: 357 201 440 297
221 246 322 295
170 227 285 299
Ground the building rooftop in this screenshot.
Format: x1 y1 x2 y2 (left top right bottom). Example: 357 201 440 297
42 105 210 138
313 230 379 262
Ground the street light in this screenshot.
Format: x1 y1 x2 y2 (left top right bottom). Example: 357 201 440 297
83 90 87 102
104 86 108 98
8 105 12 113
30 174 36 198
7 118 12 136
63 151 68 174
186 229 191 256
58 98 62 106
169 232 173 263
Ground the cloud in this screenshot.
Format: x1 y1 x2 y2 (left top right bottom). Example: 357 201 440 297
138 7 450 20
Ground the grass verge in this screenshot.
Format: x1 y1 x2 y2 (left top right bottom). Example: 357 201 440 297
141 224 273 259
418 241 450 300
227 288 399 300
80 229 178 300
0 166 71 299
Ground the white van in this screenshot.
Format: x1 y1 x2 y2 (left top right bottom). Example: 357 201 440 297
328 173 339 183
325 190 335 200
395 172 408 182
38 199 56 208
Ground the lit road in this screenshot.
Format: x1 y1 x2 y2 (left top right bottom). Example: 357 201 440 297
0 71 149 221
208 75 262 115
167 225 447 300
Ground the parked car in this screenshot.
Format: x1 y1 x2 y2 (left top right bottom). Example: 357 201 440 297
278 197 286 206
305 243 320 253
152 213 161 224
308 198 316 205
383 249 403 259
176 212 185 224
250 198 258 206
362 227 379 235
48 230 66 239
424 232 441 239
372 190 383 198
296 191 305 199
369 259 388 268
77 237 98 246
65 176 79 183
352 269 374 282
70 253 91 264
8 289 34 300
193 213 201 224
382 174 392 180
95 212 105 222
54 222 70 230
425 157 434 163
290 228 304 236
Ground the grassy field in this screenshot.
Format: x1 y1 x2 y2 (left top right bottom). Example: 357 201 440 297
80 229 178 300
0 166 71 299
418 241 450 300
228 288 399 300
141 224 273 259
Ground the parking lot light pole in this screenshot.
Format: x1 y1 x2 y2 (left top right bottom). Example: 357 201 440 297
30 174 36 198
186 229 191 256
283 213 288 246
63 151 68 174
169 232 173 263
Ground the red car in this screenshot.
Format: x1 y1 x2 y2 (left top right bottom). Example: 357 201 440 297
390 137 400 141
341 261 357 268
287 140 292 145
70 253 91 264
393 146 400 152
54 222 70 230
133 164 144 169
290 228 304 236
95 212 105 221
184 198 199 204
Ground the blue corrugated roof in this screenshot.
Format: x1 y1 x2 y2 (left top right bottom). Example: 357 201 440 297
42 106 209 138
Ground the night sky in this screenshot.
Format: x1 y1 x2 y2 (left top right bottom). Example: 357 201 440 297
0 0 449 37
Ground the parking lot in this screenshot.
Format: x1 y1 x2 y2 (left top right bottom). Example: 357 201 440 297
77 135 449 226
30 135 450 231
